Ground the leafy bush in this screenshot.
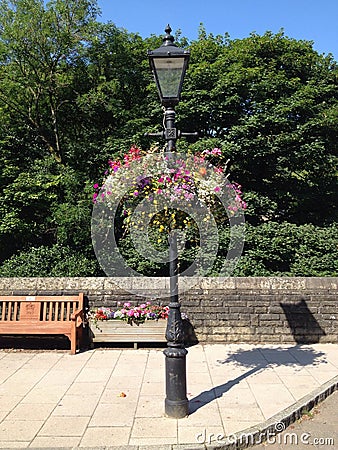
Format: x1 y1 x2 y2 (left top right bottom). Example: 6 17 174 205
0 245 102 277
234 222 338 276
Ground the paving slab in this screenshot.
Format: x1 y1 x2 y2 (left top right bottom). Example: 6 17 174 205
0 343 336 449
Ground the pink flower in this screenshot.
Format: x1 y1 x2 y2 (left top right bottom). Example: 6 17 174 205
124 302 131 307
214 186 221 192
184 192 194 200
211 148 221 155
228 205 238 212
93 183 99 189
108 160 121 172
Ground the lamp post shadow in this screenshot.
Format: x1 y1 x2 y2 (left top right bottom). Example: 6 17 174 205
189 365 262 414
189 345 327 414
280 300 326 344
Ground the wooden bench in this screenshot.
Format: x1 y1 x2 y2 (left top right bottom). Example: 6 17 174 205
0 294 84 354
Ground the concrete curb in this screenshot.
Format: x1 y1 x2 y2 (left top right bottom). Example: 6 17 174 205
201 374 338 450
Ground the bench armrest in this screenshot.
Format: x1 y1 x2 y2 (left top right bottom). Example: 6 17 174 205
71 308 83 326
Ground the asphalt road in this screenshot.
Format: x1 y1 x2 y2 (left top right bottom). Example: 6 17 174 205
254 390 338 449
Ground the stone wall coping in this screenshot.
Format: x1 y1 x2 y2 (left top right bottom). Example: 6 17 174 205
0 277 337 293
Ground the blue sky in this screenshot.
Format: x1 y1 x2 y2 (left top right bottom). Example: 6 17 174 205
97 0 338 60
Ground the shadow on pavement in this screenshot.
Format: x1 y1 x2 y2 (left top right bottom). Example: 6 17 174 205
189 345 327 414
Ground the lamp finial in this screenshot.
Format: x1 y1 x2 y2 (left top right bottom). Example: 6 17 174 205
163 24 175 46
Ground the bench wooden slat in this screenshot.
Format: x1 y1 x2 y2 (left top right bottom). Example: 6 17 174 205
13 302 18 321
61 302 65 321
0 322 76 333
42 302 47 321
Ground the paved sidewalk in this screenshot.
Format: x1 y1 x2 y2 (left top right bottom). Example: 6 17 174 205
0 343 337 449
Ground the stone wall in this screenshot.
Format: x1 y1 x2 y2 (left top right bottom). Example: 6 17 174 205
0 277 337 344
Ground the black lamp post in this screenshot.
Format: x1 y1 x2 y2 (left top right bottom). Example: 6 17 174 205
148 25 190 418
148 24 190 154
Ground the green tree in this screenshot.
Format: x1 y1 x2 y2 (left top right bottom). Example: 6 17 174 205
0 15 337 276
179 30 338 225
0 0 99 163
0 156 95 263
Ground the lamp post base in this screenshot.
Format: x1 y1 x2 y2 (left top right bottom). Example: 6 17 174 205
164 346 188 418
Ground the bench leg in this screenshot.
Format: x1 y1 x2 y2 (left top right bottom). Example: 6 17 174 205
77 326 83 351
70 325 77 355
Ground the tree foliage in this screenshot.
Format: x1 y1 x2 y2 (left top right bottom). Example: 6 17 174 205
179 28 338 225
0 2 337 276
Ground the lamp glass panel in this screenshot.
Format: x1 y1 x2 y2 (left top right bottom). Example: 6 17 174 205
153 57 185 98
